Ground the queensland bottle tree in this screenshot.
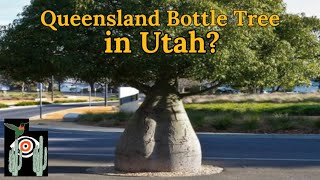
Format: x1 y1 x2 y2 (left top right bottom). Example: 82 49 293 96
1 0 320 173
100 0 318 172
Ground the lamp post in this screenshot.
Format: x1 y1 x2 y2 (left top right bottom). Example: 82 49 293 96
88 86 92 109
104 83 108 106
51 75 54 102
39 83 43 119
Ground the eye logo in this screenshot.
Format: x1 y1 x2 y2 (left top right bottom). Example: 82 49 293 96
10 136 39 158
4 119 48 176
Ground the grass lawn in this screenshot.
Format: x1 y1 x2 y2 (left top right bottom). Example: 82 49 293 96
185 103 320 133
76 102 320 134
14 101 52 106
53 99 88 103
185 102 320 116
184 93 320 104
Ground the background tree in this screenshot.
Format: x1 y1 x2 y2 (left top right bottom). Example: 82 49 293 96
177 79 201 93
215 2 320 93
0 0 78 85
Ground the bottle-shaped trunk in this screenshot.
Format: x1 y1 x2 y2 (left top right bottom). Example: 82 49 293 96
115 85 201 172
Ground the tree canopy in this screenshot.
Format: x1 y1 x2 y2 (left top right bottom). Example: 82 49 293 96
0 0 319 93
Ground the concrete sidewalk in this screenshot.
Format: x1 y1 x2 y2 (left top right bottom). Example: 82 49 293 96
0 160 319 180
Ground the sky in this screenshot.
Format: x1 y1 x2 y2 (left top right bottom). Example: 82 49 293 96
0 0 319 25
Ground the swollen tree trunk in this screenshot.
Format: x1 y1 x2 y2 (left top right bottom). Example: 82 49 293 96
115 85 202 172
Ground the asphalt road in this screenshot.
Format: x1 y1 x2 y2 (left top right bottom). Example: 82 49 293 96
35 128 320 168
0 106 320 179
0 123 320 179
0 123 320 175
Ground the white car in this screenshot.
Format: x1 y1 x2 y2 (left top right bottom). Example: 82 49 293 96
0 84 10 91
60 83 90 93
216 86 239 94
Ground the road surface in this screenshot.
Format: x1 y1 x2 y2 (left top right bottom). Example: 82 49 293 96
0 107 319 179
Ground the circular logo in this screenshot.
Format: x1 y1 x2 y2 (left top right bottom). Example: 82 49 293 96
19 139 33 154
10 136 39 158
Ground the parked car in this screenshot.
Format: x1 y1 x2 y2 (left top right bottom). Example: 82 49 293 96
0 84 10 91
216 86 239 94
60 83 90 93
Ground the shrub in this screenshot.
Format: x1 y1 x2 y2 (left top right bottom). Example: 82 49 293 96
108 97 120 101
0 103 9 108
15 101 51 106
241 116 260 131
109 112 133 122
53 99 87 103
92 97 119 102
188 110 206 130
184 93 320 104
210 116 233 130
77 112 133 126
186 103 320 117
266 114 295 131
79 113 108 123
190 116 205 130
314 120 320 130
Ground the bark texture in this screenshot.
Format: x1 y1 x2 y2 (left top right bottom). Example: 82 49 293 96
115 86 202 172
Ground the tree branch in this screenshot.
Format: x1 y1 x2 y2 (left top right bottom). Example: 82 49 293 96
179 81 221 98
127 81 152 94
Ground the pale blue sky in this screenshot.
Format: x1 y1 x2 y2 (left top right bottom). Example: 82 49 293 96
0 0 319 25
0 0 30 25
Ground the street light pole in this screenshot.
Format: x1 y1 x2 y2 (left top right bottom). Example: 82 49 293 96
39 83 43 119
51 75 54 102
89 86 92 109
104 83 108 106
